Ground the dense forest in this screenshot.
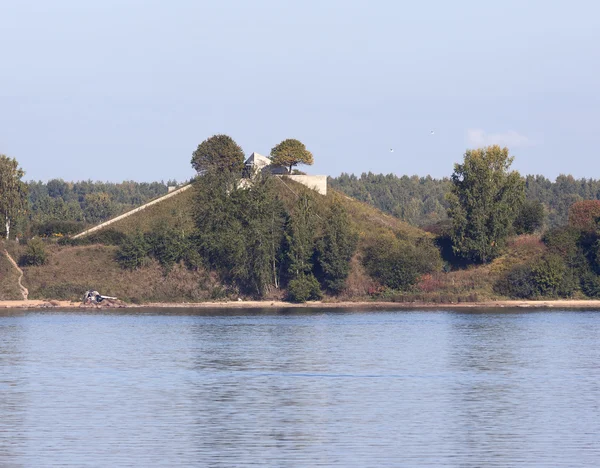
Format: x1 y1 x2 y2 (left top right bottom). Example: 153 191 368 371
8 179 178 237
331 173 600 228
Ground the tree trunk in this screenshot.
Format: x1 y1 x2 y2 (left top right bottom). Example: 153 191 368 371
5 216 10 240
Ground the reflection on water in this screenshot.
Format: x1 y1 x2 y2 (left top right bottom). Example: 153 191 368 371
1 308 600 466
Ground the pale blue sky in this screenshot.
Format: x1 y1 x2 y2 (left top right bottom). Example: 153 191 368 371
1 0 599 182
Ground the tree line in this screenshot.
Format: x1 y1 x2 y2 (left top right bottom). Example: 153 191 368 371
331 171 600 229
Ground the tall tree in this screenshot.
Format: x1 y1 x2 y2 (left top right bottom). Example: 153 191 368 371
315 202 358 293
270 139 314 173
192 170 285 296
0 155 28 240
191 134 245 175
447 145 524 263
284 192 318 279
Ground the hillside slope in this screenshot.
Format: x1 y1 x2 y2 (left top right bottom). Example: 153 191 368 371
16 178 434 302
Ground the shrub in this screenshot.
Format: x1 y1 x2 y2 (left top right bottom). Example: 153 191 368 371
34 220 85 237
115 233 150 270
362 234 442 290
87 229 127 246
543 226 581 259
531 254 575 298
145 228 189 271
57 228 127 247
287 274 322 303
19 238 48 266
581 271 600 298
494 264 536 299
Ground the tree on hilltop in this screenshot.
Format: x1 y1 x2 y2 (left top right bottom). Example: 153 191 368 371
270 139 314 173
0 154 28 240
447 145 524 263
191 134 245 175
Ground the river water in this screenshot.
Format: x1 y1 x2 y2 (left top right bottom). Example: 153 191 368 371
1 308 600 467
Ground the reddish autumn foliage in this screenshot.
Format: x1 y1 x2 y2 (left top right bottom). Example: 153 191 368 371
568 200 600 231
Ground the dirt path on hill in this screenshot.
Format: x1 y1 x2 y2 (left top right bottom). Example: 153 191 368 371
3 250 28 300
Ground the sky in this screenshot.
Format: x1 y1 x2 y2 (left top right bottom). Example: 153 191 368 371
1 0 599 182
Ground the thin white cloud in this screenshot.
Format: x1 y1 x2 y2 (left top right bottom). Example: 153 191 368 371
466 129 531 148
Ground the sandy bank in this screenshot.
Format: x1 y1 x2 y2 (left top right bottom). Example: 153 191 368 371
2 299 600 310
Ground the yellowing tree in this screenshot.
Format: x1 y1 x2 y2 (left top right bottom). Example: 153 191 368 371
0 155 27 240
270 139 314 173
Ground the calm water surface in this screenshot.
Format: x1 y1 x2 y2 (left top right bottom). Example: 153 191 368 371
1 308 600 467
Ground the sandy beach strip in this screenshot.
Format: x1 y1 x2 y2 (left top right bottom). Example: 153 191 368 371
2 299 600 310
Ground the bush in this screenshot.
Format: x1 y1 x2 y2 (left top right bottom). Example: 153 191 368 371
581 271 600 298
543 226 581 259
58 228 127 247
287 274 322 302
495 255 576 299
19 238 48 266
87 229 127 246
115 233 150 270
530 254 576 298
34 220 85 237
362 234 442 290
145 228 190 271
494 264 536 299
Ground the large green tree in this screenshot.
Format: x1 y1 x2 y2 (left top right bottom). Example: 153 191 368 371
447 145 524 263
315 202 358 293
0 155 28 240
270 139 314 173
192 170 285 296
191 134 245 175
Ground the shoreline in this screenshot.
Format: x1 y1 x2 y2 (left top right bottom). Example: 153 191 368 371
2 299 600 310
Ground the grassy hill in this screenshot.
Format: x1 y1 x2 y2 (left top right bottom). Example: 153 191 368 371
3 177 551 304
6 178 435 303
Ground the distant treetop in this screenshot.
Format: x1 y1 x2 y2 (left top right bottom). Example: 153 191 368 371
191 134 245 175
270 139 314 173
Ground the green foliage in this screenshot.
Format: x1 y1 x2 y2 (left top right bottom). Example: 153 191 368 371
315 203 358 293
496 254 575 299
193 172 285 296
284 193 318 279
287 274 322 302
331 173 449 227
0 154 28 240
530 254 574 297
362 234 442 290
115 232 150 270
581 271 600 298
494 264 536 299
270 139 314 173
26 179 168 228
145 224 190 272
191 134 245 175
568 200 600 232
514 200 546 234
19 238 48 266
83 192 117 223
59 228 127 247
34 220 85 237
542 226 582 263
447 145 525 264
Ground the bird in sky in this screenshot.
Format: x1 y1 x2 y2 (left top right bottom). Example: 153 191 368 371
390 148 394 152
430 130 435 135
